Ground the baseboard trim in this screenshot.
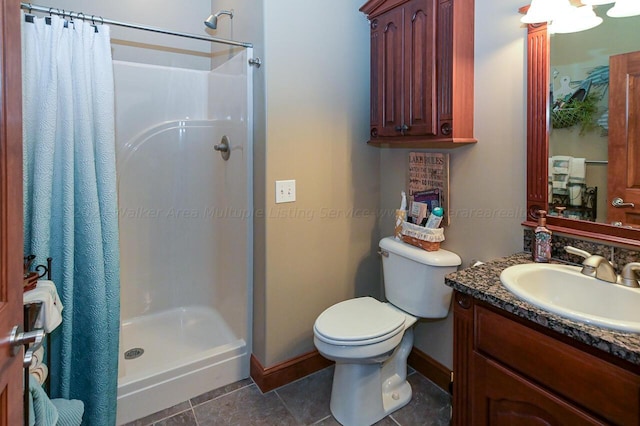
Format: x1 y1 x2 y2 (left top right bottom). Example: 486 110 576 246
250 347 451 394
408 347 452 393
250 351 333 393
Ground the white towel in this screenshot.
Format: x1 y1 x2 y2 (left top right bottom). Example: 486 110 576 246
30 346 44 368
569 185 583 206
552 156 572 174
23 280 63 333
570 158 586 182
30 362 48 385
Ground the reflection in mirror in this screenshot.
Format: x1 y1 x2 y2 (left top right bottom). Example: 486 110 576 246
524 3 640 247
548 3 640 224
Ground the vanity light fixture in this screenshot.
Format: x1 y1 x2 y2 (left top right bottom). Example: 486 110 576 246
549 4 603 34
520 0 558 23
607 0 640 17
521 0 605 33
581 0 615 5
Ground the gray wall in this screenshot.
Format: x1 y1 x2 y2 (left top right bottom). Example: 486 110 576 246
49 0 528 370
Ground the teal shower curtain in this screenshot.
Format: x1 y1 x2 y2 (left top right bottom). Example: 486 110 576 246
22 14 120 425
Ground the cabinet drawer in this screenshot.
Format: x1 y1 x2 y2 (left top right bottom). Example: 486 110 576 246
475 305 640 425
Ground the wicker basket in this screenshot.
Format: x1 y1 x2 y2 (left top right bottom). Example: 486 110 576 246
400 221 444 251
401 235 441 251
552 108 581 129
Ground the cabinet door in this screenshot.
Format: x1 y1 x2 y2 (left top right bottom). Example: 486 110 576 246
373 7 404 137
472 354 604 426
404 0 437 136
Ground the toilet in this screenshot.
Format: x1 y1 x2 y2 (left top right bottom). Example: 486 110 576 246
313 236 461 426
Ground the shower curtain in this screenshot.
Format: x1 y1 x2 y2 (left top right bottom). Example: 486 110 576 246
22 14 120 425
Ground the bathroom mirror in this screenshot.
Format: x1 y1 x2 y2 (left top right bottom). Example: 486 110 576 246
524 5 640 247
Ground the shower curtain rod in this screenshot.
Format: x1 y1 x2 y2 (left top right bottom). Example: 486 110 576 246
20 2 253 48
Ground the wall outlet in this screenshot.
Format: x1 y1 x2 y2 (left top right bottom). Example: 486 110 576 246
275 180 296 203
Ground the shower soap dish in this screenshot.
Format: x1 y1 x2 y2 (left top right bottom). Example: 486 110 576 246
401 222 444 251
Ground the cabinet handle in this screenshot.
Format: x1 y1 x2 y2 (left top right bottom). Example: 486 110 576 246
395 124 410 134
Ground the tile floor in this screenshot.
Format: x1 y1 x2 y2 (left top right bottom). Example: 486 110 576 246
122 367 451 426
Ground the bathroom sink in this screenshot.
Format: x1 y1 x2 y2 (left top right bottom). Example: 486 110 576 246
500 263 640 333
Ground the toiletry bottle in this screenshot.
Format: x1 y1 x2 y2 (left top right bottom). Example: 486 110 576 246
425 207 444 228
533 210 552 262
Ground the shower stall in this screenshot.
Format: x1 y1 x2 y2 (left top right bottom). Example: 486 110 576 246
114 50 253 424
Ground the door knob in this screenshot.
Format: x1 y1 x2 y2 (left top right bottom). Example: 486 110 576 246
9 325 45 367
612 197 635 208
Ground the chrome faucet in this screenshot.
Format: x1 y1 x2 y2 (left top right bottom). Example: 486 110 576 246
564 246 618 284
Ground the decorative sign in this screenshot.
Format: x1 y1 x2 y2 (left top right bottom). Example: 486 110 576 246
408 152 450 226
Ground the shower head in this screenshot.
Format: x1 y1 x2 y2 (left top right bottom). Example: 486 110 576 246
204 10 233 30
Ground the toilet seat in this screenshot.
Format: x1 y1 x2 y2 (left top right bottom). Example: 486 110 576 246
314 297 406 346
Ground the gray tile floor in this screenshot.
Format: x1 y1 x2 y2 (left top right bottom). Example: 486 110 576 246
123 367 451 426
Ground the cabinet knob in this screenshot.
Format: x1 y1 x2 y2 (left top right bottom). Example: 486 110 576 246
371 19 378 30
441 123 452 135
455 293 471 309
371 128 378 137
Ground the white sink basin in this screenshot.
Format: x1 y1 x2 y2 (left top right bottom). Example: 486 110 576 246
500 263 640 333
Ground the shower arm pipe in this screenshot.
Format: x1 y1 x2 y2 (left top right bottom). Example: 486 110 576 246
20 2 253 48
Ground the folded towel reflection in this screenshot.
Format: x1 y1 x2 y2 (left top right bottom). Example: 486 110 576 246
23 280 64 333
549 156 586 207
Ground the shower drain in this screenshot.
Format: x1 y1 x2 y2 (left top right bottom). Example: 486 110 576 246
124 347 144 360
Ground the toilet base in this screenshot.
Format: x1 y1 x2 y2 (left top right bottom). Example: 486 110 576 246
329 329 414 426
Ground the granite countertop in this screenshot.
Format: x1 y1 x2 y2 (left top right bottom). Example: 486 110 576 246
445 252 640 367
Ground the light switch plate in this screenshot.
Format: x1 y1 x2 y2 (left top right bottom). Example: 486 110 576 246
275 180 296 203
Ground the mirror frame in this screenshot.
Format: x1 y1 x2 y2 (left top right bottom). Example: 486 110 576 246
524 19 640 248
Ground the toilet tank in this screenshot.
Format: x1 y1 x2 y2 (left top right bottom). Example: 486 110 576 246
379 237 461 318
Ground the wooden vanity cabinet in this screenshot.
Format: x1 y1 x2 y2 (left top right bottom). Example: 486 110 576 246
453 292 640 426
360 0 476 148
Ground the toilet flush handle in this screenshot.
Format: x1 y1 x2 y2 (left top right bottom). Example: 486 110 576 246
377 249 389 258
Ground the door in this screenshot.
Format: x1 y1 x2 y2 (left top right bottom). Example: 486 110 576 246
0 0 24 423
608 51 640 226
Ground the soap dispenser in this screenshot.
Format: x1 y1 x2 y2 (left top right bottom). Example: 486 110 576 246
533 210 552 263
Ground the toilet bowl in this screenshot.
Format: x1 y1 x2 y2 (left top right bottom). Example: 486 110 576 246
313 237 461 426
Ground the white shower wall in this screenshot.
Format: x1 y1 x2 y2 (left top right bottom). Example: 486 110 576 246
115 53 249 331
114 51 252 423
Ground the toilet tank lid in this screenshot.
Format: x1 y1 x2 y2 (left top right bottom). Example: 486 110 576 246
379 237 461 267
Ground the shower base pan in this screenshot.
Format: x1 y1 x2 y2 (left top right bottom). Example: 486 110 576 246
116 306 248 424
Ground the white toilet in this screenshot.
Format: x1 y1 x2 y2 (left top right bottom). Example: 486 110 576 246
313 236 461 426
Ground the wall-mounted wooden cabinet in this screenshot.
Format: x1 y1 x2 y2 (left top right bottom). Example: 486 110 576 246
360 0 476 148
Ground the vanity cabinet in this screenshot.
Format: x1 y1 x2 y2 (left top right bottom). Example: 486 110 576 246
360 0 476 147
453 292 640 425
